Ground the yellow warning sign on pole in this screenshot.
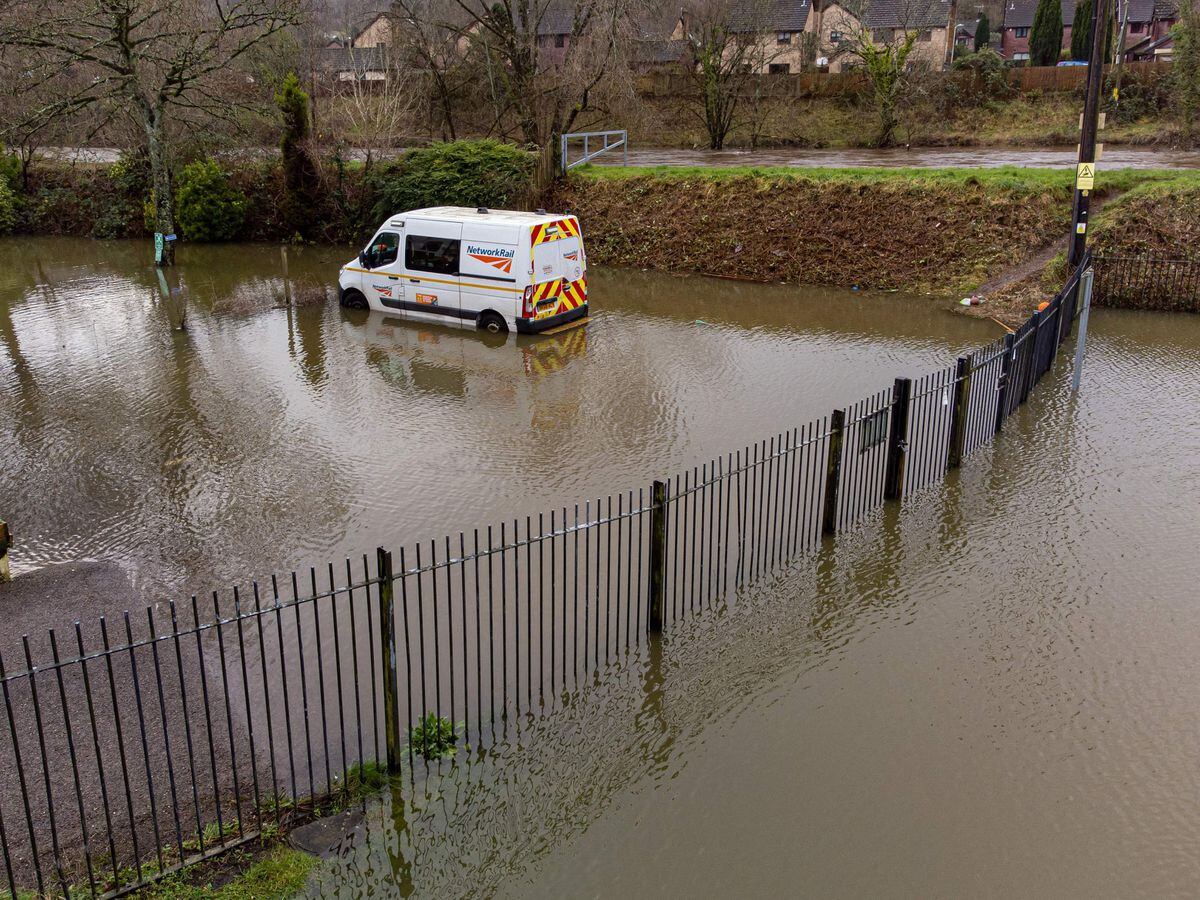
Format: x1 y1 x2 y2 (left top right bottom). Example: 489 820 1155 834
1076 162 1096 191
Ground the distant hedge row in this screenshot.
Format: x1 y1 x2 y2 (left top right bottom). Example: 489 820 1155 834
3 140 537 244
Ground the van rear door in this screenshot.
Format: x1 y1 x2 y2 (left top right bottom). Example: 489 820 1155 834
401 218 463 323
531 218 585 320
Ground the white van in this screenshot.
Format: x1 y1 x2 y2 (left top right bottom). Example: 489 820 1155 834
338 206 588 334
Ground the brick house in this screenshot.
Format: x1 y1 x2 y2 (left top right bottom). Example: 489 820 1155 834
1000 0 1170 61
860 0 961 68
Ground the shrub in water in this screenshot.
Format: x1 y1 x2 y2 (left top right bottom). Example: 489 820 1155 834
0 179 16 235
176 159 246 242
369 139 535 221
408 714 462 761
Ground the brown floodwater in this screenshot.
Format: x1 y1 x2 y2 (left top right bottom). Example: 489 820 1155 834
3 238 1200 897
0 237 993 598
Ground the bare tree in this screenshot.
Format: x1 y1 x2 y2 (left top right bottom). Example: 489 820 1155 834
678 0 793 150
827 1 927 147
445 0 634 170
390 0 475 140
337 43 419 167
0 0 303 264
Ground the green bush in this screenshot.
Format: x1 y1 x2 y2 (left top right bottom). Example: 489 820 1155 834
369 140 536 222
0 179 16 235
407 714 462 761
276 72 320 239
175 159 246 242
0 152 19 190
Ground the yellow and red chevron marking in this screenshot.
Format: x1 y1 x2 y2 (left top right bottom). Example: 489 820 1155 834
531 217 580 247
555 274 588 315
532 278 562 304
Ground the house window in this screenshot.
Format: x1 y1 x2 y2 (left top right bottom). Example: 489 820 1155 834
918 29 933 41
768 62 791 73
831 29 844 42
1130 21 1144 32
1014 26 1030 37
777 32 792 44
1014 51 1030 60
555 33 566 48
872 27 895 41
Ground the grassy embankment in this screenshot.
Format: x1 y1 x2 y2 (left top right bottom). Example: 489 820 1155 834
628 91 1188 150
552 165 1188 298
976 173 1200 319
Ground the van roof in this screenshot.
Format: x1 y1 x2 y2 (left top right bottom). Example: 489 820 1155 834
396 206 572 227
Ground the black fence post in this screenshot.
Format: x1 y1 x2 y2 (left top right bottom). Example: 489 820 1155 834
376 547 401 773
821 409 846 535
648 480 667 632
947 357 972 469
994 333 1015 433
883 378 911 501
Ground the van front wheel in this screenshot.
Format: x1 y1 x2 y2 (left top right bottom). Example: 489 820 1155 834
478 312 509 334
341 289 368 310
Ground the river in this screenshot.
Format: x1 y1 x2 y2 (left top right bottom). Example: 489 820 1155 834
44 144 1200 170
3 239 1200 896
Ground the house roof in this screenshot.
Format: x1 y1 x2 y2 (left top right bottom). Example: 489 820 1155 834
862 0 955 29
728 0 813 32
1151 0 1178 18
634 38 689 63
318 46 389 72
1002 0 1077 29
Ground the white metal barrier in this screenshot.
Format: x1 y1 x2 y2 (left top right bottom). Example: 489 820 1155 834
560 130 628 172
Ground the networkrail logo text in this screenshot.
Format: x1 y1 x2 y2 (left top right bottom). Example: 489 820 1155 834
467 244 514 274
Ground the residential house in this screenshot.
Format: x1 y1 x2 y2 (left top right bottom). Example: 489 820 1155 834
1124 0 1179 59
1000 0 1075 61
670 0 868 74
861 0 961 67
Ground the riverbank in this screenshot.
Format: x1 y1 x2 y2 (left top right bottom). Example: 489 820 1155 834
976 174 1200 322
549 165 1188 296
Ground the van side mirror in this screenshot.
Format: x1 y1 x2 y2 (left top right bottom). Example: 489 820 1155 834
359 249 370 269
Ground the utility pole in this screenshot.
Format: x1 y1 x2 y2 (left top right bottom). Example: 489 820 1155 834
1068 0 1114 267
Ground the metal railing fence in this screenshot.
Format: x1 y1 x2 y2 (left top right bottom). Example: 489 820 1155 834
0 258 1090 898
1092 254 1200 313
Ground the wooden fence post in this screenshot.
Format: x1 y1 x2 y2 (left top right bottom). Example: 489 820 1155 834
376 547 401 772
648 480 667 632
947 356 972 469
0 521 10 583
280 246 291 305
821 409 846 535
994 333 1016 434
883 378 911 501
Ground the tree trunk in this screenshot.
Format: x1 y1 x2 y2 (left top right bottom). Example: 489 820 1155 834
144 109 176 266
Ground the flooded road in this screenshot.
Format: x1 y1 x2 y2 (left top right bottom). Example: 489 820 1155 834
0 238 992 598
4 239 1200 897
307 308 1200 898
598 145 1200 170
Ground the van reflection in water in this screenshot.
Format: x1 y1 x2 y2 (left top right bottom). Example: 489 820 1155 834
344 307 588 398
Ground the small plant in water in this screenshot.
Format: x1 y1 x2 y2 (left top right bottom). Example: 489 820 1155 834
408 714 462 760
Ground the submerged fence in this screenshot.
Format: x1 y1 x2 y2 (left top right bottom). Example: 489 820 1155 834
0 259 1090 898
1093 254 1200 313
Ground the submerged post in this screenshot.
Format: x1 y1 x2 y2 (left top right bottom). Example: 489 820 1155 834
883 378 912 501
0 520 10 582
822 409 846 535
281 246 292 305
648 480 668 632
376 547 401 772
1072 266 1096 392
994 333 1016 433
947 356 973 469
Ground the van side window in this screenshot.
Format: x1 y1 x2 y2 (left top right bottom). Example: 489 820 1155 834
368 232 399 267
406 235 460 275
